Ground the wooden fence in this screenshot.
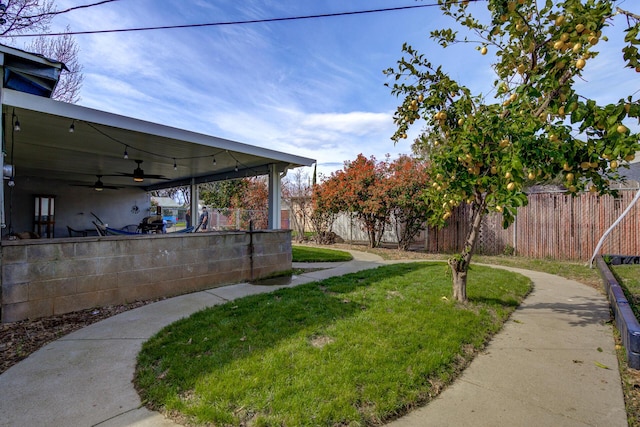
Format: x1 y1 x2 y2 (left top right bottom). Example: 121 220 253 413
425 189 640 260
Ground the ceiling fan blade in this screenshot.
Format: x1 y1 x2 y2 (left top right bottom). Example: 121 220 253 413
69 183 124 190
112 172 171 180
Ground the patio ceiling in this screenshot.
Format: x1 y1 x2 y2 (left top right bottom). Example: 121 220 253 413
2 89 314 191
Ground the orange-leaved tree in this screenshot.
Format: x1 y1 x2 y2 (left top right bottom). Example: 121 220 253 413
317 154 391 248
387 155 432 250
385 0 640 301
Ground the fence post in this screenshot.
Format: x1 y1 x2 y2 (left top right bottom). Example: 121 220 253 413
513 214 518 256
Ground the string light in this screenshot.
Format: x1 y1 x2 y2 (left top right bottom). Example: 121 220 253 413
13 117 20 132
69 121 75 133
58 121 262 177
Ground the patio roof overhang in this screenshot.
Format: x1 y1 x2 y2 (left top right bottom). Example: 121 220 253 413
2 89 315 192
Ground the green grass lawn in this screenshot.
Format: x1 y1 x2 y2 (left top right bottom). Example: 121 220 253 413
135 262 531 426
610 264 640 318
292 245 353 262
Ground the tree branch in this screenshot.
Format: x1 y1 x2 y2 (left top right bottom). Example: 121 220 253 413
617 7 640 22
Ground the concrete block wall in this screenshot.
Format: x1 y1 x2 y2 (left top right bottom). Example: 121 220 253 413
1 230 292 323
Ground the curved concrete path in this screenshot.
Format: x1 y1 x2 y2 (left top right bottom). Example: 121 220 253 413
0 252 627 427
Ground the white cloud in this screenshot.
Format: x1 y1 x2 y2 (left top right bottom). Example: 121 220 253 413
300 112 390 136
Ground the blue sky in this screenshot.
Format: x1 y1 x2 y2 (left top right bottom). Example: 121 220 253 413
37 0 640 178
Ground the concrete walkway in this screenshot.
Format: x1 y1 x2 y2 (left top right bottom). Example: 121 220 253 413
0 252 627 427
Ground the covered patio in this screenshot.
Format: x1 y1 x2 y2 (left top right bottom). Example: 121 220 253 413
0 44 315 322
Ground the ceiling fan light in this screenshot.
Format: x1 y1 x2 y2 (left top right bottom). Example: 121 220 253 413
131 160 146 182
94 176 105 191
133 167 144 182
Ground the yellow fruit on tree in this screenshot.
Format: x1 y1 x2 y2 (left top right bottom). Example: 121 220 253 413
517 64 526 74
458 118 464 126
555 15 565 26
507 182 516 191
496 205 504 213
505 171 512 179
617 124 628 134
563 163 572 171
576 58 586 69
572 43 582 53
566 172 575 182
625 154 636 162
528 171 536 180
575 23 585 33
481 46 488 55
553 40 565 50
610 160 619 170
443 212 451 220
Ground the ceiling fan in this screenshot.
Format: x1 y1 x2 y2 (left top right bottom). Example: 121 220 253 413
71 175 124 191
114 160 170 182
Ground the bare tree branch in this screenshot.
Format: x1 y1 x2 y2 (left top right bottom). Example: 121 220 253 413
26 26 84 103
617 7 640 22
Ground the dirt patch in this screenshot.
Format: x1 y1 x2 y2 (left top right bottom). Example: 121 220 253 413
309 335 334 348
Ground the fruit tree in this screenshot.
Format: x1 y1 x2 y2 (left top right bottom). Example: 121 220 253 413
385 0 640 302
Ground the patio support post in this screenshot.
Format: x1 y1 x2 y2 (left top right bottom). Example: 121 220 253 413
0 53 5 229
268 163 281 230
190 178 197 229
0 111 5 229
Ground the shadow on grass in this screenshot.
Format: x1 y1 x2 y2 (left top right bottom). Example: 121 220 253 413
136 262 432 396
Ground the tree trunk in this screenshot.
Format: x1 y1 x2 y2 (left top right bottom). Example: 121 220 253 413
451 266 467 301
449 198 486 303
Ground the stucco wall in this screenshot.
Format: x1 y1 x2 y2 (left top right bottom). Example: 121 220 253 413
0 230 292 323
5 176 151 238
